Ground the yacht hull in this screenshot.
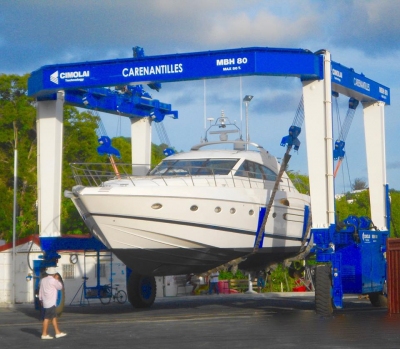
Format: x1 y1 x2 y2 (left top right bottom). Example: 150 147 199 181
72 184 310 275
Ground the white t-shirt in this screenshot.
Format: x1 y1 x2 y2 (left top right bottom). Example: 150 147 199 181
210 272 219 283
39 275 63 308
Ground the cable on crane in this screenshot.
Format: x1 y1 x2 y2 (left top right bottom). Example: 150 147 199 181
154 121 175 156
280 95 304 151
93 110 121 178
333 96 359 178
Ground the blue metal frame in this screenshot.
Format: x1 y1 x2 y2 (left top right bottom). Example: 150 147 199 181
28 47 389 106
64 87 178 122
28 47 323 97
33 236 109 309
313 224 389 308
40 236 108 251
331 61 390 105
312 185 391 308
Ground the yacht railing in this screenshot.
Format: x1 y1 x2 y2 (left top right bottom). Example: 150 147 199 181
70 163 297 192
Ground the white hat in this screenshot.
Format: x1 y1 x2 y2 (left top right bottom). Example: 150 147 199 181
46 267 58 275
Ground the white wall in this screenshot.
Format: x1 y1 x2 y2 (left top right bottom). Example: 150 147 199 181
0 242 130 305
0 241 42 304
0 241 166 305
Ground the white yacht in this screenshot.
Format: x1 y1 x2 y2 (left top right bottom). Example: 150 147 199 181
69 117 311 277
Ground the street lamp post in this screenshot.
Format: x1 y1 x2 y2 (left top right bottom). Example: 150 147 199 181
243 95 253 150
12 121 18 305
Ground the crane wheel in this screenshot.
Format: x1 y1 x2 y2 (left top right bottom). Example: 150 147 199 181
127 274 156 308
315 264 333 316
368 292 388 307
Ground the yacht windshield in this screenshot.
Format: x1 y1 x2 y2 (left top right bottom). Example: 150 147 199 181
149 159 239 176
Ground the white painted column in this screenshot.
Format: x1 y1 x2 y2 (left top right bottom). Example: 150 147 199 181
36 92 64 237
302 51 335 228
130 117 152 175
362 101 387 230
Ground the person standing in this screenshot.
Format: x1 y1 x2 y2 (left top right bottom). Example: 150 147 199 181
257 270 266 293
39 267 67 340
186 273 198 295
208 271 220 295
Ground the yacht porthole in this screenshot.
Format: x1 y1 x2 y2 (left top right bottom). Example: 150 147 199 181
190 205 198 211
230 208 236 214
272 212 277 218
215 207 222 213
249 209 254 215
151 203 163 210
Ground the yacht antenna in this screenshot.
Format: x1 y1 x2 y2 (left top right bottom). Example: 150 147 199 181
243 95 254 150
203 80 207 134
239 77 243 140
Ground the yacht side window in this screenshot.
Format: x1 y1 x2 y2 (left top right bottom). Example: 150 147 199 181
235 160 277 181
150 159 238 176
235 160 258 179
205 159 239 175
260 165 277 181
149 160 178 175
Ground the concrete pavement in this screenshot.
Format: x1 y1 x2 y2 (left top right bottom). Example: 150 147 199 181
1 292 399 349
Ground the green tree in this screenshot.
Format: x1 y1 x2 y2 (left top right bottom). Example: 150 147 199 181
352 178 368 191
61 107 104 235
287 171 310 194
151 143 169 167
0 74 37 240
269 264 295 292
113 137 132 164
389 191 400 237
335 189 371 221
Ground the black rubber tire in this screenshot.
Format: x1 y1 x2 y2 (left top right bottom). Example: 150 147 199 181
368 292 388 307
127 274 156 308
100 286 112 305
315 264 333 316
116 290 127 304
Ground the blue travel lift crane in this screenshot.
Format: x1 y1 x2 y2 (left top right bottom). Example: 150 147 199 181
308 90 389 316
28 46 390 314
310 93 390 316
282 92 389 316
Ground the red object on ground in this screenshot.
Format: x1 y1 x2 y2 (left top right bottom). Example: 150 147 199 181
218 280 230 294
293 286 307 292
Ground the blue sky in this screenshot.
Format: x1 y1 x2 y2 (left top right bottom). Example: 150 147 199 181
1 0 399 190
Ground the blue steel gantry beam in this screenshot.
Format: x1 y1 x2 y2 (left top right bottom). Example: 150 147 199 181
28 47 389 105
29 47 323 97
